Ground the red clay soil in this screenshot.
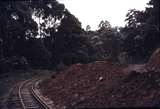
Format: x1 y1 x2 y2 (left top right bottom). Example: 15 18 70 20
40 48 160 108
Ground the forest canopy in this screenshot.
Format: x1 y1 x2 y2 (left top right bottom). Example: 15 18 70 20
0 0 159 72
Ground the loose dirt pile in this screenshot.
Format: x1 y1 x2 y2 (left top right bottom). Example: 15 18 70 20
146 48 160 72
40 61 126 108
40 48 160 108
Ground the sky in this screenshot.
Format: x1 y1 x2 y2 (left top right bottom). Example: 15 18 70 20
58 0 150 30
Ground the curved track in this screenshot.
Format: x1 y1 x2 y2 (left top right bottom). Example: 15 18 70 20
6 79 50 109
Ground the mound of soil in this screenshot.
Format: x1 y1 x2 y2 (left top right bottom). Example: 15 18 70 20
146 48 160 72
108 70 160 107
40 48 160 108
40 61 126 108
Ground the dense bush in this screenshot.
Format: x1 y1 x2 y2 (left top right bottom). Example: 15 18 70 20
0 0 159 71
24 38 52 69
0 56 29 73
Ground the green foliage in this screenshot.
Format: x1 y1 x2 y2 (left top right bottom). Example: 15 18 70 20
24 38 52 69
0 1 38 57
86 25 91 31
0 56 29 73
85 20 123 62
98 20 111 32
121 0 160 63
57 10 82 35
53 33 93 66
0 0 66 69
1 0 158 71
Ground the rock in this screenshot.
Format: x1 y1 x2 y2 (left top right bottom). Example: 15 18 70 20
98 76 104 81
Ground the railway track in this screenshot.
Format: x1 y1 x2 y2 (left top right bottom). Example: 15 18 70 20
5 79 50 109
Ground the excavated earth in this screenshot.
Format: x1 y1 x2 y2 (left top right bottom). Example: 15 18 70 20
40 48 160 108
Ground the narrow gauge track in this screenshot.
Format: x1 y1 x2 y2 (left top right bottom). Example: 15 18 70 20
6 79 49 109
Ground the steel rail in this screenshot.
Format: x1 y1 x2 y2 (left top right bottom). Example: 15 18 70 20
18 80 29 109
31 79 50 109
18 79 50 109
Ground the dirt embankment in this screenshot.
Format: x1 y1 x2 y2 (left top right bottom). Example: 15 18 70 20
40 48 160 108
146 48 160 72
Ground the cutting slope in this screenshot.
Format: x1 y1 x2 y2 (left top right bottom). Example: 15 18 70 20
40 48 160 108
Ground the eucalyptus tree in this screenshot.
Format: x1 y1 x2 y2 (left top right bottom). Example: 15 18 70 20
0 1 38 57
121 0 160 63
0 0 66 68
